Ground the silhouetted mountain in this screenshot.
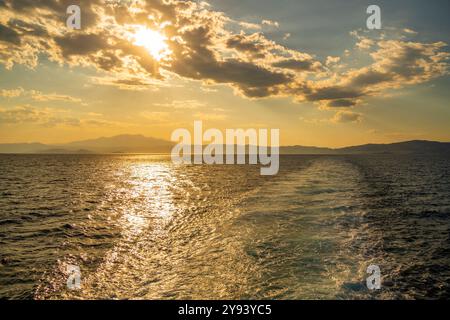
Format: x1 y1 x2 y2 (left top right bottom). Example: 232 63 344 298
0 136 449 155
280 145 334 154
37 148 94 154
0 135 173 154
61 134 173 153
336 140 450 154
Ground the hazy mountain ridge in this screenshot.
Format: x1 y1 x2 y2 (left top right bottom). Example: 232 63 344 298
0 135 449 154
62 134 172 153
337 140 450 154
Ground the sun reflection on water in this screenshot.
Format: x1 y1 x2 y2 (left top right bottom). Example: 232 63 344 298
120 162 176 238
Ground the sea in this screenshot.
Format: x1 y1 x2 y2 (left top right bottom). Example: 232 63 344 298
0 154 449 299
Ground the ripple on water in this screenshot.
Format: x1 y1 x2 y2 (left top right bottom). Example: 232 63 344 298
0 154 449 299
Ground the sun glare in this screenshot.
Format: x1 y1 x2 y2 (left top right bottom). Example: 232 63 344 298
133 27 170 61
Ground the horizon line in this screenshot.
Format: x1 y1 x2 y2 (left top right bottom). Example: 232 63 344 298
0 137 450 150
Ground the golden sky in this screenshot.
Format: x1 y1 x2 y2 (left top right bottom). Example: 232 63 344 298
0 0 449 147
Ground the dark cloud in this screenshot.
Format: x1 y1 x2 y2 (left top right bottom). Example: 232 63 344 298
93 51 122 72
7 19 49 37
348 69 393 87
4 0 101 28
226 33 268 59
55 33 107 57
272 58 322 72
326 99 358 108
170 25 292 97
305 86 364 102
0 23 21 45
0 0 447 106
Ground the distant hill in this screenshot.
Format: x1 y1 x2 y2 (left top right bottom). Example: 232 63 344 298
61 134 173 153
0 136 449 155
336 140 450 154
0 135 173 154
280 145 334 154
280 140 450 154
36 148 94 154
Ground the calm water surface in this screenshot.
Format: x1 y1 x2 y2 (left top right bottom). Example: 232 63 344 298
0 154 449 299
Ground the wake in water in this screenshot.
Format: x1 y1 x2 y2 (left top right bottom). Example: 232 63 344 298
0 154 449 299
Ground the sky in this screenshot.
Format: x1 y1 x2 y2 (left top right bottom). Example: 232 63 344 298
0 0 449 147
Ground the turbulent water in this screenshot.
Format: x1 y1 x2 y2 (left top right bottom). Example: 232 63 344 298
0 154 449 300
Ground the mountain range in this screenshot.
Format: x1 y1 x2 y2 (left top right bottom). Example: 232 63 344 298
0 135 449 155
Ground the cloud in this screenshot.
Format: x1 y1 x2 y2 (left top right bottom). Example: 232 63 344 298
299 110 362 125
0 105 49 124
238 22 261 30
301 40 449 108
331 111 363 123
356 38 374 50
261 20 279 28
226 32 271 59
7 18 49 38
90 76 159 91
0 105 127 127
0 87 83 103
0 105 83 126
154 100 206 109
0 87 24 97
0 0 447 111
304 86 364 102
0 23 21 45
325 99 358 108
326 56 341 66
29 90 82 103
272 58 322 72
200 86 218 93
403 28 418 35
55 33 107 57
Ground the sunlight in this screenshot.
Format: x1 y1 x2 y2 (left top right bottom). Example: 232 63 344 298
119 161 176 239
133 27 170 61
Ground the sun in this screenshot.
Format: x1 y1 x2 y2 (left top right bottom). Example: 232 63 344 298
133 27 170 61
